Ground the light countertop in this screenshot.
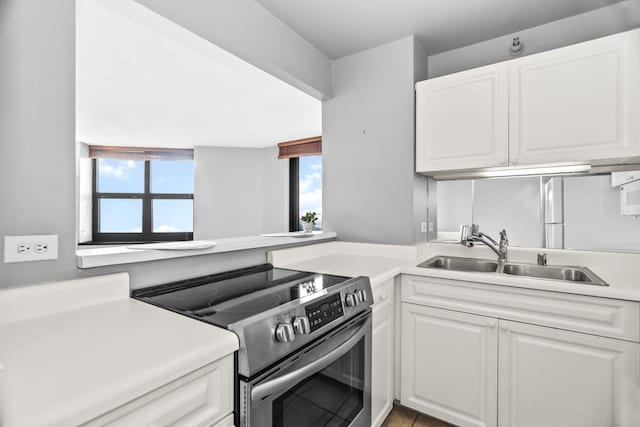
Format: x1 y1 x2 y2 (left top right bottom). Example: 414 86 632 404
0 273 238 427
269 241 640 302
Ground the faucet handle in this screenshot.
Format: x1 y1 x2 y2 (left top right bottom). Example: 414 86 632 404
537 252 547 266
460 225 472 246
499 229 509 245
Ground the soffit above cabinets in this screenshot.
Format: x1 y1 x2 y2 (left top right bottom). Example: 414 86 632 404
76 0 321 149
254 0 626 59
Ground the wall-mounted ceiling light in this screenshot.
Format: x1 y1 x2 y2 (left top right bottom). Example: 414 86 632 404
509 37 524 56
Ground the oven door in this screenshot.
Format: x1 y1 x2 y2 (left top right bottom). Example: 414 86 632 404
241 312 372 427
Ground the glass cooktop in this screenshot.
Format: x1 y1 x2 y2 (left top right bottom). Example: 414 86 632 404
132 264 349 327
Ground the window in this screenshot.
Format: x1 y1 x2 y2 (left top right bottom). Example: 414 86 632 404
289 155 322 231
91 147 194 243
298 155 322 230
278 137 322 232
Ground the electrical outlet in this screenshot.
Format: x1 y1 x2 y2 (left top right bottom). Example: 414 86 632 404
4 235 58 263
17 244 32 254
420 222 428 233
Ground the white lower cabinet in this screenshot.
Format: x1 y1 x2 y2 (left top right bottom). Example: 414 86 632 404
372 302 395 427
83 355 235 427
401 304 498 427
498 320 640 427
400 292 640 427
371 278 396 427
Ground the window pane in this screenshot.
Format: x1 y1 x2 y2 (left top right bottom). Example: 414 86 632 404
153 199 193 232
299 155 322 230
99 199 142 233
151 160 194 194
97 159 144 193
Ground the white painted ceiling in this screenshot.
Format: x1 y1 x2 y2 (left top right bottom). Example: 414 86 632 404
255 0 626 59
76 0 321 148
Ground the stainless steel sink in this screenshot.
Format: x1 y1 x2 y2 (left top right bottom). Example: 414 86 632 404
417 256 499 273
417 255 608 286
502 262 608 286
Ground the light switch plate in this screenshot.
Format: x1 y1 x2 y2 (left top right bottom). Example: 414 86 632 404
4 235 59 263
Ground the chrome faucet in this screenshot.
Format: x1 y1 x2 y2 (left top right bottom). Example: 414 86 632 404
460 224 509 262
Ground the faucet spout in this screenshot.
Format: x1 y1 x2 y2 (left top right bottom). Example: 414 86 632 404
460 225 509 262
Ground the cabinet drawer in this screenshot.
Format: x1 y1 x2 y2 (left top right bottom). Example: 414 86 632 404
401 275 640 342
372 278 394 309
83 355 234 427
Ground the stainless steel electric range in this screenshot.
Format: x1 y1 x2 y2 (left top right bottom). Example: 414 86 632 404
132 263 373 427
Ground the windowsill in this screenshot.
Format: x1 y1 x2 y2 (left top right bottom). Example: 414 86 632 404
76 232 337 269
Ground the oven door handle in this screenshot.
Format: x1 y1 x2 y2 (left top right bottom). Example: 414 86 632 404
251 316 369 402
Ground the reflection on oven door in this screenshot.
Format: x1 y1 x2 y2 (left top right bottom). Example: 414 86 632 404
243 314 372 427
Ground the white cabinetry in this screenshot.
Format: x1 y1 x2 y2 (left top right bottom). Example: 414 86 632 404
415 29 640 174
498 320 640 427
83 355 234 427
416 63 509 172
401 304 497 427
510 30 640 165
400 275 640 427
371 279 395 427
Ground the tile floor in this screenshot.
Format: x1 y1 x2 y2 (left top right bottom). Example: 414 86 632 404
381 404 455 427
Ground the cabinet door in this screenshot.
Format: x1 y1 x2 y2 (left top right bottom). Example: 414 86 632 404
498 320 640 427
371 303 394 427
401 304 498 427
509 29 640 165
416 63 509 173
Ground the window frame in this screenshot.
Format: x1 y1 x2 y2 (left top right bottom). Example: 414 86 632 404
289 157 301 232
91 158 194 243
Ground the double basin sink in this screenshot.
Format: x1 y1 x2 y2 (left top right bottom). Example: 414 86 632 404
418 255 608 286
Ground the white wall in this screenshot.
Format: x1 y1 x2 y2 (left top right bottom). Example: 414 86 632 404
428 0 640 77
437 180 473 232
565 175 640 252
473 177 542 248
194 146 288 239
134 0 332 100
323 36 429 245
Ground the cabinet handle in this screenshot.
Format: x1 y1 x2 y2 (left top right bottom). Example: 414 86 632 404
379 295 387 301
488 320 497 328
500 323 510 332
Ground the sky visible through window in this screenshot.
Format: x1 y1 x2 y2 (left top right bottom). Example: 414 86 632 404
299 155 322 230
98 159 193 233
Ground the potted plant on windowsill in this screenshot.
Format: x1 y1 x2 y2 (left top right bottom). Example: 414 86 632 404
300 211 318 233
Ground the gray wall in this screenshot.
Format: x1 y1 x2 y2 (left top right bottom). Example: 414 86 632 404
323 36 429 245
0 0 77 287
0 2 294 289
194 146 288 239
134 0 332 100
428 0 640 77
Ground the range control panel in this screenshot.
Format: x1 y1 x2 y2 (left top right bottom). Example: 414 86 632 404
305 293 344 332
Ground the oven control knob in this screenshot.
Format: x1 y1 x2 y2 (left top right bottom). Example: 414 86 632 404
275 323 295 343
356 289 367 304
353 291 362 305
293 316 311 335
345 293 357 307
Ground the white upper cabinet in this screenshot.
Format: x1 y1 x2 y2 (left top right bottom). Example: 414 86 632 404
415 29 640 174
416 63 509 172
510 30 640 165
